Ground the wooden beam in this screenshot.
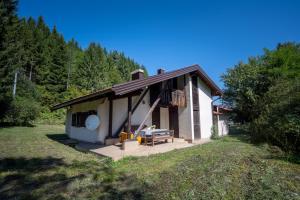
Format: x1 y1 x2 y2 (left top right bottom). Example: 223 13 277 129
127 96 132 133
135 96 161 136
135 82 170 137
113 87 149 136
108 96 113 138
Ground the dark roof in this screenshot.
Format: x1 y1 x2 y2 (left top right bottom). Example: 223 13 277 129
51 64 222 110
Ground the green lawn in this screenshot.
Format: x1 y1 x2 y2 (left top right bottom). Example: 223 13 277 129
0 125 299 200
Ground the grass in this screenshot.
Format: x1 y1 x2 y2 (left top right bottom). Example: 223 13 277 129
0 125 299 199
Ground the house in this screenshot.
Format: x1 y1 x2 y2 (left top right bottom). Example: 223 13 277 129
213 105 232 136
52 65 222 144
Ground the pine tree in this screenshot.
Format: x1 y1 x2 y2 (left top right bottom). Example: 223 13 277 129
66 38 84 89
34 16 51 86
75 43 110 91
42 26 68 105
0 0 21 97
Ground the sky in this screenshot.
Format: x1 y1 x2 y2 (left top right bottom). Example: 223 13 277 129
18 0 300 88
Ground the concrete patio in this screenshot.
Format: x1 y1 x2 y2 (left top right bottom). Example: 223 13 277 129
76 138 211 161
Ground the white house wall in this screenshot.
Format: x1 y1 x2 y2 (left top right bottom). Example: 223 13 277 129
131 92 152 127
65 109 72 135
67 91 151 143
69 99 105 143
177 75 194 140
160 107 169 129
112 97 128 136
218 114 229 136
97 99 109 142
198 78 213 139
112 91 152 135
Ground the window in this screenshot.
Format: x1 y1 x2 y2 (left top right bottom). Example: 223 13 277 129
71 110 97 127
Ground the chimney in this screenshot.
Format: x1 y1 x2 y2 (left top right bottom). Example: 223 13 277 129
157 68 165 74
131 69 144 80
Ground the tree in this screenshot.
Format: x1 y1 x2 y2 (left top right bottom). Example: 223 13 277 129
222 42 300 152
75 43 110 91
0 0 40 125
40 26 68 106
65 38 83 89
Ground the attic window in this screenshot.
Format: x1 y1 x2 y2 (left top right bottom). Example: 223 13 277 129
71 110 97 127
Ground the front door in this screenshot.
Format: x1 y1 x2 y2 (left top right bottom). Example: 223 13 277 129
169 106 179 138
192 76 201 139
152 107 160 129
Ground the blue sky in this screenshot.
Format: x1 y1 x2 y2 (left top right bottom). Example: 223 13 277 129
18 0 300 88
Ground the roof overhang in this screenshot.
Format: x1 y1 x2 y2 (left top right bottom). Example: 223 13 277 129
51 88 113 111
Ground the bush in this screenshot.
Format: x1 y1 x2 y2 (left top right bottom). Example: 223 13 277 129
36 106 66 125
211 125 219 140
250 79 300 153
4 96 41 126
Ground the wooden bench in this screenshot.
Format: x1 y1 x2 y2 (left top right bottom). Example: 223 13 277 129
143 130 174 146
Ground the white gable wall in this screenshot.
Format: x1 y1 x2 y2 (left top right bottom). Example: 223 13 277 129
198 78 213 139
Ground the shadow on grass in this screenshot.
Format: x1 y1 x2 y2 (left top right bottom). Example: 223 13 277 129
46 133 70 143
226 127 300 165
227 134 252 143
264 154 300 164
0 122 35 128
46 133 81 149
0 157 65 172
0 157 146 200
263 145 300 164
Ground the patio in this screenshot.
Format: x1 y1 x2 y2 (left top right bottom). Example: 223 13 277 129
76 138 211 161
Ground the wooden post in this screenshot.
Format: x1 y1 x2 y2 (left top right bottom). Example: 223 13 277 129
108 97 113 138
127 96 132 133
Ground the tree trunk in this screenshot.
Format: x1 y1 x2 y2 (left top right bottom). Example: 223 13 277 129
13 71 18 98
29 65 33 81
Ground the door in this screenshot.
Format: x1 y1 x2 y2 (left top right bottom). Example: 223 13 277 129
192 76 201 139
169 106 179 138
152 107 160 129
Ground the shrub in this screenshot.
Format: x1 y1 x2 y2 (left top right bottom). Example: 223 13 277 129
211 125 219 140
250 79 300 152
36 106 66 125
4 96 41 126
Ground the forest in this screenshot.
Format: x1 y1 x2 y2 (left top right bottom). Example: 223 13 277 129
0 0 147 125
